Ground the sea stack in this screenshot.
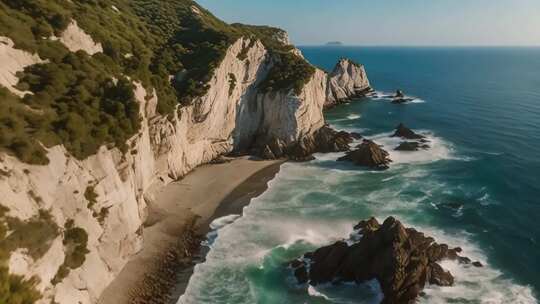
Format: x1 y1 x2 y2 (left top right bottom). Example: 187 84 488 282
337 139 392 169
289 217 484 304
392 123 425 139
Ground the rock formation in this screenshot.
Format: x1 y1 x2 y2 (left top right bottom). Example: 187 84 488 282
254 126 357 161
0 22 370 304
326 58 372 107
392 123 425 140
392 90 414 104
395 141 430 151
289 217 483 304
338 139 392 169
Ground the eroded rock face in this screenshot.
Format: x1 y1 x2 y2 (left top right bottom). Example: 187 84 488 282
0 29 372 303
392 123 425 140
253 126 356 161
337 139 392 169
289 217 483 304
326 58 372 107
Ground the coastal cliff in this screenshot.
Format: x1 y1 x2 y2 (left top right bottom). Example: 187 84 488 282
0 1 370 303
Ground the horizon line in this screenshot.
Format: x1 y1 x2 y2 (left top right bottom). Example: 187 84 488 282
298 44 540 48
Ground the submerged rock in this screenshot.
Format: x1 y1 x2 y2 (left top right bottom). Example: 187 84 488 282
395 141 429 151
337 139 391 169
289 217 477 304
392 90 414 104
392 123 425 140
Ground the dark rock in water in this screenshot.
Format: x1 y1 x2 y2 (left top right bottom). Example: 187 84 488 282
429 263 454 286
289 217 475 304
392 123 425 140
294 265 309 284
392 90 414 103
472 261 484 268
254 126 356 161
350 132 363 140
395 141 429 151
338 139 392 169
440 202 463 210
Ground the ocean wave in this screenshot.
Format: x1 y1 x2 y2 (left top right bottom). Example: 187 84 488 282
411 224 538 304
367 130 460 165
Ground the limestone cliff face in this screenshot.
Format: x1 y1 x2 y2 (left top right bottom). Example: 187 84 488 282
326 58 371 107
0 30 369 304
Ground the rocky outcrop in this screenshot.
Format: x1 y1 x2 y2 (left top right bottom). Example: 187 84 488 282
254 126 358 161
58 20 103 55
0 26 371 303
392 90 414 104
289 217 483 304
0 36 46 96
392 123 425 140
326 58 372 108
338 139 392 169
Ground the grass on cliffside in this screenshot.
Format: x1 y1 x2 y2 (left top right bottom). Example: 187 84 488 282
0 206 59 302
0 0 314 165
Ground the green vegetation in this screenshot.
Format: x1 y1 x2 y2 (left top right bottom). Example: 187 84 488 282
259 52 316 95
228 73 237 97
0 207 59 302
0 210 59 260
52 219 89 285
0 268 41 304
0 0 314 165
97 207 109 225
84 185 98 210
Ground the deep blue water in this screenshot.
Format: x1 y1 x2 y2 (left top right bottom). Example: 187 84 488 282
180 47 540 303
302 46 540 291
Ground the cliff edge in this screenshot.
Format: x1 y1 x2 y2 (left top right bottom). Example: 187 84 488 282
0 1 370 303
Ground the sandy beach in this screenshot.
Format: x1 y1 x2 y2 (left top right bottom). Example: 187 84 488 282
98 157 284 304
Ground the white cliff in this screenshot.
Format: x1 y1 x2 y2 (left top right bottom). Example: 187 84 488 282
326 58 371 107
58 20 103 55
0 36 46 97
0 30 369 304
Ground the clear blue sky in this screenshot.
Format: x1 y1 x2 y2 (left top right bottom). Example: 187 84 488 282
196 0 540 46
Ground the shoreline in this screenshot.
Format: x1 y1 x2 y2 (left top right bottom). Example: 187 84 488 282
98 157 284 304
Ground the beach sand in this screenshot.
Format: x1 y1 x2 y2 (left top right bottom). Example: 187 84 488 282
98 157 284 304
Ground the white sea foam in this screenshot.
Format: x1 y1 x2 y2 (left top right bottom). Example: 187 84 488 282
308 285 331 300
369 90 426 104
180 117 537 304
347 114 362 120
368 131 458 165
401 223 539 304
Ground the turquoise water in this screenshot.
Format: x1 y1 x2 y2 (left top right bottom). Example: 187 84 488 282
179 47 540 304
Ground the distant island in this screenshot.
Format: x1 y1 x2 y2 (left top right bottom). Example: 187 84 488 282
326 41 344 46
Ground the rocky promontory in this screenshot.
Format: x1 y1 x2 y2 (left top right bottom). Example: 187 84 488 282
289 217 483 304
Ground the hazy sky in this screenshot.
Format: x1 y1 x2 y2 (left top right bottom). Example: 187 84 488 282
197 0 540 46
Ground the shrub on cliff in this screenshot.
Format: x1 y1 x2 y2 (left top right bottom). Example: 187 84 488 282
0 0 315 165
259 52 315 95
0 208 59 301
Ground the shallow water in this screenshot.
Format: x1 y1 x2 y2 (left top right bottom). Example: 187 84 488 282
179 47 540 303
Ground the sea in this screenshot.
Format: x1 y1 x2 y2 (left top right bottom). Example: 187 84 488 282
179 47 540 304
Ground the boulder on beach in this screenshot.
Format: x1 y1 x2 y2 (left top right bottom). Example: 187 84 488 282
289 217 483 304
392 123 425 140
337 139 391 169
